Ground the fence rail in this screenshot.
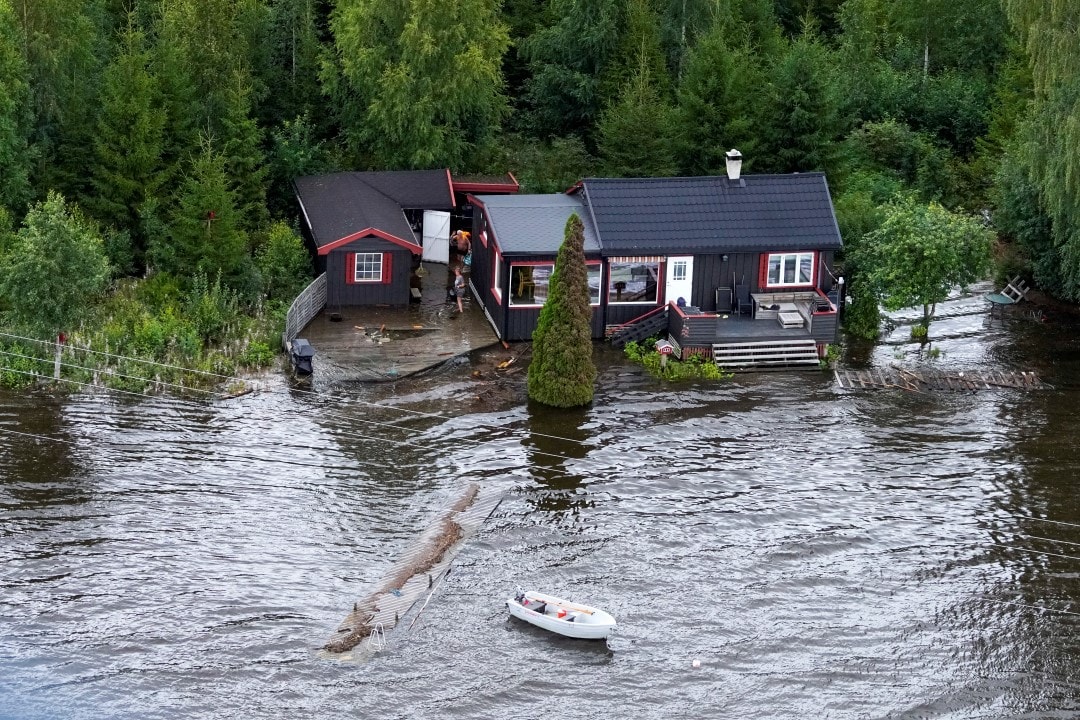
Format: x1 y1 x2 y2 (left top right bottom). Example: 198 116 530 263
281 273 326 350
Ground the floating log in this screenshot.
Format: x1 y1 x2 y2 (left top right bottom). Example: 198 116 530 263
834 367 1047 392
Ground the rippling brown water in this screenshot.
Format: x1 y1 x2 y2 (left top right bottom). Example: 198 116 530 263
4 288 1080 719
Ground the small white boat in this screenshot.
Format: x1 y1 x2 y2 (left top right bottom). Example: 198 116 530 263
506 590 616 640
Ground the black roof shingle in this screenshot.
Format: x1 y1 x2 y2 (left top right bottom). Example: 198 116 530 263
294 170 453 249
579 173 842 254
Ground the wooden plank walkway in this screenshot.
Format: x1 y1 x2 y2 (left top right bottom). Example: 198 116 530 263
320 481 508 660
834 367 1046 392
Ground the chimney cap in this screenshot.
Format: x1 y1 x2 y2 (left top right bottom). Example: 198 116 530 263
725 148 742 160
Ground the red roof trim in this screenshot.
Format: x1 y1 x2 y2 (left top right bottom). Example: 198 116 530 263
452 180 521 193
466 193 487 210
444 169 455 206
318 227 421 255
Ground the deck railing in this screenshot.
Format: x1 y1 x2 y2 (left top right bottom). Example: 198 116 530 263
281 273 327 350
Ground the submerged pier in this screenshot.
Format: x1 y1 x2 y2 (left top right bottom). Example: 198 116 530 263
834 367 1046 393
322 482 506 659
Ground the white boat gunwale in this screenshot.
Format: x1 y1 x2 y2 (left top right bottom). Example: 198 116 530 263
506 590 616 640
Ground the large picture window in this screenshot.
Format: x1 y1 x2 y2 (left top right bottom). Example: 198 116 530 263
508 262 602 306
510 264 552 306
608 259 659 303
353 252 383 282
766 252 814 287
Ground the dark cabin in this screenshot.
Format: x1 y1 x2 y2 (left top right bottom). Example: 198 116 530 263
294 170 455 307
468 193 604 341
294 170 519 309
470 150 846 366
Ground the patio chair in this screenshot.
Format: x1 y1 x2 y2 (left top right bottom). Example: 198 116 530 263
735 283 752 316
715 287 733 313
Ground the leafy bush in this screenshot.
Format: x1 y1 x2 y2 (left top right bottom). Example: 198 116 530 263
623 340 730 381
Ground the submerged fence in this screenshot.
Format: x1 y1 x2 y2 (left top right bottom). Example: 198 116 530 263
281 273 326 350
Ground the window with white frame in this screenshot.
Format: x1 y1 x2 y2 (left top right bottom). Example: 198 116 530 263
510 264 552 306
672 260 688 281
353 252 383 282
766 252 814 287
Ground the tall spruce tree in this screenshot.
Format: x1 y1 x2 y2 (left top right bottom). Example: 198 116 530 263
675 22 762 176
521 0 622 141
0 0 31 214
151 137 250 291
597 54 678 177
219 75 270 234
527 214 596 408
89 16 166 265
759 32 843 173
327 0 509 168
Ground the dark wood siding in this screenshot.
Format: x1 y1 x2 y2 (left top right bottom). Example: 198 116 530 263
810 312 838 343
325 238 412 307
692 253 759 312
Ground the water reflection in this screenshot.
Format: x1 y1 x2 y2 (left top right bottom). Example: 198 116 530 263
521 402 595 516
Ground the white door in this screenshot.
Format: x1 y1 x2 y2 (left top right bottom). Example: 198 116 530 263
665 256 693 306
421 210 450 264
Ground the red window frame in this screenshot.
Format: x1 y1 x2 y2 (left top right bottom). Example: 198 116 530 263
345 252 393 284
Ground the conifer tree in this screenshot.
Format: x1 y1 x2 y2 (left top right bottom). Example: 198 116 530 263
89 16 166 266
521 0 622 140
151 137 250 291
527 214 596 408
327 0 509 168
675 22 762 176
0 0 31 214
220 75 269 233
597 56 678 178
758 32 843 174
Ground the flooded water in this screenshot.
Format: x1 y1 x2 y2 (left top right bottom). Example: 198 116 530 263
4 286 1080 719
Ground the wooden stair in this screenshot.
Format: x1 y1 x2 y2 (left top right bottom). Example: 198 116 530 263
608 308 669 348
713 339 820 368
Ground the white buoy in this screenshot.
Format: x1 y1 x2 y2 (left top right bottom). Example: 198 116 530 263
692 659 701 668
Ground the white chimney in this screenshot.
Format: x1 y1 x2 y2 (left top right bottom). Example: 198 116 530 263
725 149 743 181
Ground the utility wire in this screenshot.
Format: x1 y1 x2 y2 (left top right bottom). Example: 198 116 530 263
980 597 1080 618
0 347 230 400
1027 517 1080 531
0 426 86 446
0 329 627 470
987 542 1080 563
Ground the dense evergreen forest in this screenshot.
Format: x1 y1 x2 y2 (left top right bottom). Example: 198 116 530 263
0 0 1075 387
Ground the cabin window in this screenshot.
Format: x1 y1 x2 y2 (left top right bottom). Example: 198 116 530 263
510 264 553 306
766 252 814 287
608 259 659 303
352 252 383 282
507 262 601 306
587 265 602 305
672 260 688 282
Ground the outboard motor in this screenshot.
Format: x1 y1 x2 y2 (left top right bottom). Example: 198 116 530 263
290 338 315 375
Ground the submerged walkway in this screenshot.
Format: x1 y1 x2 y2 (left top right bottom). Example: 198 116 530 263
297 263 499 382
320 482 508 661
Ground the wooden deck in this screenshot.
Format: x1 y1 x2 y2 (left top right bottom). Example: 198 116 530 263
834 367 1046 392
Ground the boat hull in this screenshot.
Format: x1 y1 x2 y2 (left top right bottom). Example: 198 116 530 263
506 591 616 640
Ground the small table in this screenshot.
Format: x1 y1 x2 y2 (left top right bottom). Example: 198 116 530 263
776 302 803 328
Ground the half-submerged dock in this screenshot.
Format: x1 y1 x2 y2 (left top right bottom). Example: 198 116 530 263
834 367 1046 393
321 482 506 660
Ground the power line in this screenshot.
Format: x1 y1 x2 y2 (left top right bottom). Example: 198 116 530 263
980 597 1080 618
1027 517 1080 531
0 426 86 446
0 347 230 401
987 542 1080 563
0 329 616 468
